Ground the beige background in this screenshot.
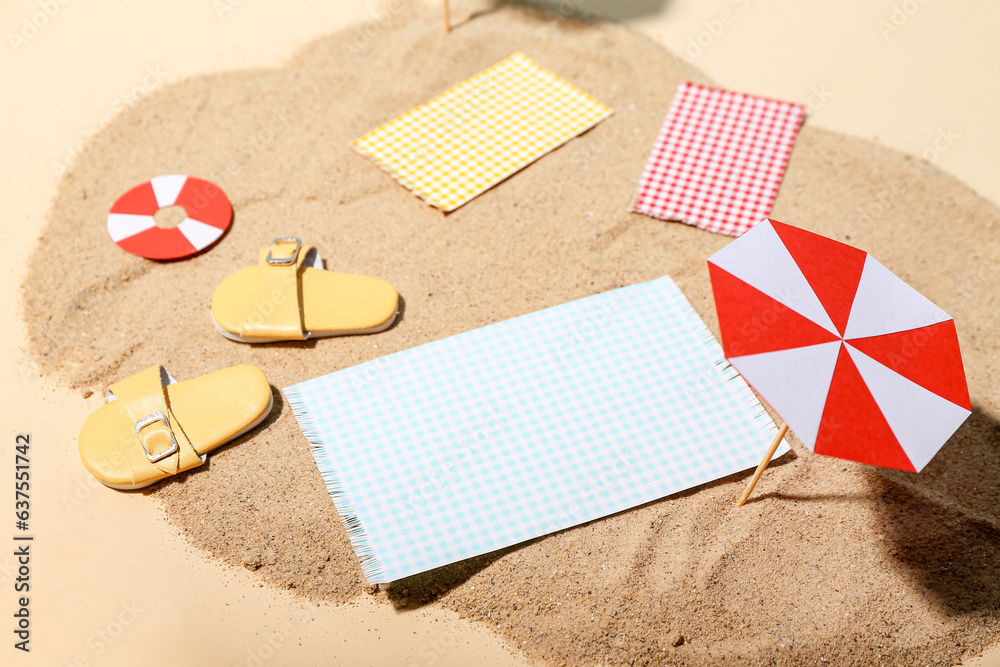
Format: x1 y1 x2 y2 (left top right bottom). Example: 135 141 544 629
1 0 997 665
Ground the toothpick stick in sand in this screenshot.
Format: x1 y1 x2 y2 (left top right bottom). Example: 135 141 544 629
443 0 450 33
735 422 788 507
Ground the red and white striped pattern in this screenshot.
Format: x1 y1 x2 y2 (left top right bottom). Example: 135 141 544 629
634 82 804 237
107 175 231 260
708 219 971 472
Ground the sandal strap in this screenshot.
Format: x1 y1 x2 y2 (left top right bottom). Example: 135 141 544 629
107 366 205 476
239 238 312 340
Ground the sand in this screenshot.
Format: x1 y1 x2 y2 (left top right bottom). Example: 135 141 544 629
23 3 1000 665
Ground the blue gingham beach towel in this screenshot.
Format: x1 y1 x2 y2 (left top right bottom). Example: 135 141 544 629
284 276 785 584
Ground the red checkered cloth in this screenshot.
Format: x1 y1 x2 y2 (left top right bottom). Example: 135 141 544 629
633 82 805 237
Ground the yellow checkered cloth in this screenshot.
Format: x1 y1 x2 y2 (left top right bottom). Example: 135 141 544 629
353 52 613 212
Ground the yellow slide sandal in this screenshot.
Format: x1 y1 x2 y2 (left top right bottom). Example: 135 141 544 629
79 365 273 489
211 237 399 343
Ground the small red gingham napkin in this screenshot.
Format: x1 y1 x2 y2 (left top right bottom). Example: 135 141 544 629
633 82 805 237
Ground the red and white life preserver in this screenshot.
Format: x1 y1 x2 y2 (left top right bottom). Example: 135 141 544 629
107 175 232 260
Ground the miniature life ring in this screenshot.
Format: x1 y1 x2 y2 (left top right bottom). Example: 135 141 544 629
107 175 232 260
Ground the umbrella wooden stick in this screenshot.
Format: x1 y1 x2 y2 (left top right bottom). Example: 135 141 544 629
443 0 450 33
735 422 788 507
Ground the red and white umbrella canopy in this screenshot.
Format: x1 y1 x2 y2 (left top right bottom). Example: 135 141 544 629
707 219 971 472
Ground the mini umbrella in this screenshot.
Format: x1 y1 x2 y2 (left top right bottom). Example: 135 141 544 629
706 219 971 505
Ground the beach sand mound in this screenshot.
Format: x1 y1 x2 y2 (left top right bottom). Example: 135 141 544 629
24 4 1000 665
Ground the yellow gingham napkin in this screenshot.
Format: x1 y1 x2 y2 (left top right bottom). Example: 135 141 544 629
353 52 613 212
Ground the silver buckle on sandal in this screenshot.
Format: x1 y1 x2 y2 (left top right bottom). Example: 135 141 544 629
266 237 302 265
135 412 179 463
